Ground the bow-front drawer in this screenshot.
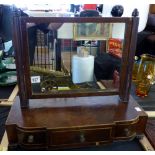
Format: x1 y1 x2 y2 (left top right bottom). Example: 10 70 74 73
16 127 47 148
114 123 137 140
49 127 113 146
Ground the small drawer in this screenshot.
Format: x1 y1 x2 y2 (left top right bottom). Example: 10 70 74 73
50 127 113 146
17 127 47 146
115 124 136 139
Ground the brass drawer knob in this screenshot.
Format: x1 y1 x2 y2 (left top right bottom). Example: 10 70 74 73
27 135 34 143
124 128 130 136
80 133 85 143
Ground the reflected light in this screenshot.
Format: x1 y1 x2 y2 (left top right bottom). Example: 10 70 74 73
0 0 150 32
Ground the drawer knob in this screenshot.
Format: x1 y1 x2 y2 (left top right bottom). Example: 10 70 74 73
27 135 34 143
124 128 130 136
80 133 85 143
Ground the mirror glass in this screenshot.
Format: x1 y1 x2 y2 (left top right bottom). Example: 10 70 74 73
26 22 125 96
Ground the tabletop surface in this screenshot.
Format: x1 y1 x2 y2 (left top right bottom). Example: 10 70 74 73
0 85 15 99
131 84 155 111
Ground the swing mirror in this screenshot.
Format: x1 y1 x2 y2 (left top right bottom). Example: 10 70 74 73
25 21 125 98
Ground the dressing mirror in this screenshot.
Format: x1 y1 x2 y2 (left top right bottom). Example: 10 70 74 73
12 15 138 106
23 21 126 99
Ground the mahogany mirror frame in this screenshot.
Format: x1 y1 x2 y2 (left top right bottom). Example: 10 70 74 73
12 12 139 108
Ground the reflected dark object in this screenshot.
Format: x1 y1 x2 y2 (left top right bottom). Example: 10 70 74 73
27 26 37 65
97 4 103 13
111 5 124 17
80 10 99 17
94 53 121 80
70 4 81 13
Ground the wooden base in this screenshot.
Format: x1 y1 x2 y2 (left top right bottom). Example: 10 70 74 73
5 95 148 150
1 132 154 151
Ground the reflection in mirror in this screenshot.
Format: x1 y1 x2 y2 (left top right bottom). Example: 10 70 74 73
26 22 125 96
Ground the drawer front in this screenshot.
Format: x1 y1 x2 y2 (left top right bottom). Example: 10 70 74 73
115 124 136 139
17 128 47 147
49 127 113 146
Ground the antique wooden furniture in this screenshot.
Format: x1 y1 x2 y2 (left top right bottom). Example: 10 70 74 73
5 10 148 150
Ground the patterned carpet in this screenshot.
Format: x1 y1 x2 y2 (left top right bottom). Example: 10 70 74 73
0 106 10 142
145 119 155 149
0 85 14 142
